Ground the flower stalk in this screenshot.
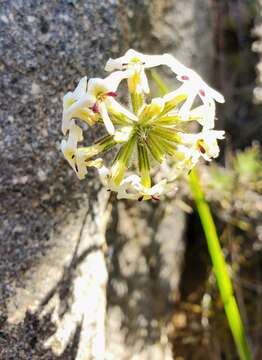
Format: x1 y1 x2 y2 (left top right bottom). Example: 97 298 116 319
151 69 252 360
189 168 252 360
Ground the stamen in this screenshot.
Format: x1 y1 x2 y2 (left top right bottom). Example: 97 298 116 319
198 143 206 154
181 75 189 81
106 91 118 97
199 89 206 97
75 164 79 172
91 102 99 113
122 63 128 66
71 154 75 159
152 195 160 201
138 196 144 202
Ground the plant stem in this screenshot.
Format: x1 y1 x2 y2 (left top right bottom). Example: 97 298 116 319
189 168 252 360
150 69 253 359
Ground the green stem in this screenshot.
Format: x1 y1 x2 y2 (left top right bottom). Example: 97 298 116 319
150 69 252 359
189 168 252 360
150 69 170 95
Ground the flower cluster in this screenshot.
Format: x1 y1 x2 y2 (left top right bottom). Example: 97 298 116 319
61 49 225 200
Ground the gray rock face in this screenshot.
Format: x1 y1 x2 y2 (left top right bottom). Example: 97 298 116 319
0 1 123 357
0 0 122 300
0 0 215 358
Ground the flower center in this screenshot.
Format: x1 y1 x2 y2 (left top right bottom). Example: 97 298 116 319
134 123 151 143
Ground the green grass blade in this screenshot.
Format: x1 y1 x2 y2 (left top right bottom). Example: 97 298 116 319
189 168 252 360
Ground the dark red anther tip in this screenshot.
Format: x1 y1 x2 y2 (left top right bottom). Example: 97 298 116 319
152 195 160 201
198 144 206 154
199 89 206 97
138 196 144 202
181 75 189 81
106 91 118 97
92 102 99 113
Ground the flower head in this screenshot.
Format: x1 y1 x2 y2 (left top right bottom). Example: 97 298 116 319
60 50 225 200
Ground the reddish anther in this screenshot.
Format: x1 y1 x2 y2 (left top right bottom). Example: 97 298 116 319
92 102 99 113
152 195 160 201
198 144 206 154
106 91 118 97
199 89 206 97
181 75 189 81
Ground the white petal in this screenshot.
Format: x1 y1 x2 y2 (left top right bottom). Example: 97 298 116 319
99 102 115 135
105 49 140 71
74 76 87 98
205 86 225 103
190 101 215 129
140 69 150 93
62 114 72 135
104 71 129 91
179 91 197 120
68 122 83 147
160 53 189 75
87 78 108 96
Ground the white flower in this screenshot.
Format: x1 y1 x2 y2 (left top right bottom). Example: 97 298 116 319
86 71 137 134
62 77 99 135
179 129 225 161
100 171 173 201
105 49 173 94
61 121 103 179
173 144 202 175
163 55 225 120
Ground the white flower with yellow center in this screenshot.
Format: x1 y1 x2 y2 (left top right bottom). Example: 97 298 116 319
60 50 225 200
62 77 99 135
61 122 115 179
105 49 172 93
179 129 225 161
86 71 137 135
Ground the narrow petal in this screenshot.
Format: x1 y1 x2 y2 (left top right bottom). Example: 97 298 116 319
74 76 87 98
104 70 129 91
99 102 115 135
178 90 197 120
190 101 215 129
161 53 189 75
104 49 141 71
140 69 150 93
